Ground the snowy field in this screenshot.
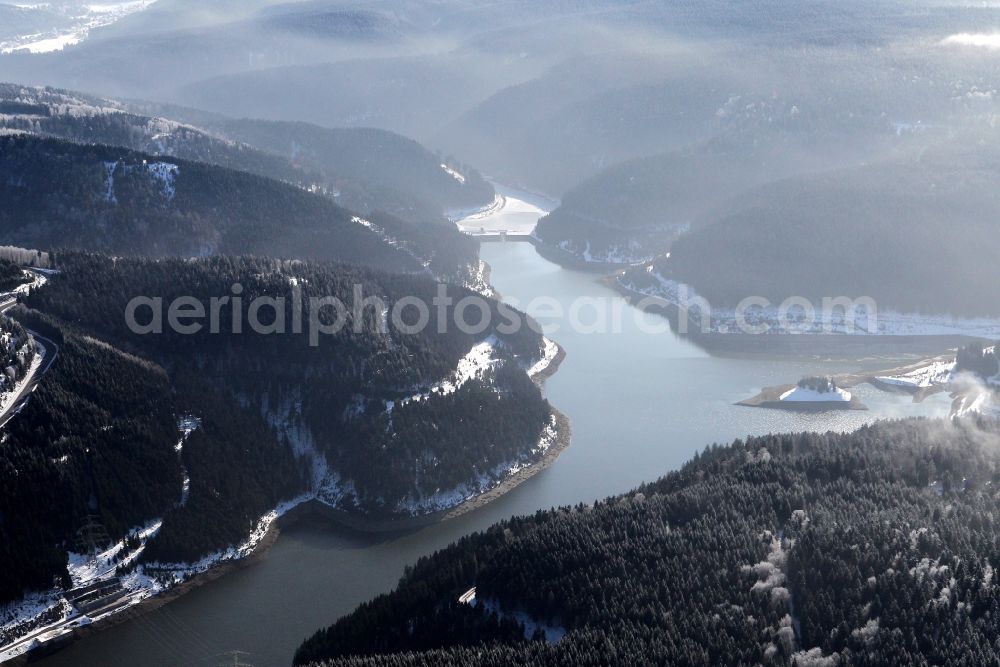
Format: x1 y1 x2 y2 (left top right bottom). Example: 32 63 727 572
451 184 557 236
874 360 956 390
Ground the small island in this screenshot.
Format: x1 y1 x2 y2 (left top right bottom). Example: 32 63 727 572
740 376 868 411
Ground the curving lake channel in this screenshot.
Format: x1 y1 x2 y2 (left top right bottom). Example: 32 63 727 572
44 190 952 667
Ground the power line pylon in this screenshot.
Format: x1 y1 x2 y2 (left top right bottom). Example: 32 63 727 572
75 514 112 565
215 650 253 667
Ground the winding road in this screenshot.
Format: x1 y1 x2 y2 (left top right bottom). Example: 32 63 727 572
0 295 60 428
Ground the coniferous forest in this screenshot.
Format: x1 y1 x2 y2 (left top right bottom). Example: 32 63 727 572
296 417 1000 666
0 83 495 226
2 251 552 582
7 4 1000 663
0 134 479 282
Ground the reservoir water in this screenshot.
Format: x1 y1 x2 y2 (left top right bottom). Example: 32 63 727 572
44 199 953 667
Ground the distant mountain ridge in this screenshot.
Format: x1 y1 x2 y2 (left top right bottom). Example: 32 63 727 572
0 83 495 224
660 144 1000 317
0 134 480 280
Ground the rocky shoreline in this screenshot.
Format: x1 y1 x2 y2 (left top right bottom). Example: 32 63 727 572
285 342 569 534
304 405 571 534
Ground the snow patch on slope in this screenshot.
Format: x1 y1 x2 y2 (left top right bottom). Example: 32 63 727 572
440 163 465 184
146 161 178 199
395 337 499 408
351 215 431 273
101 160 178 203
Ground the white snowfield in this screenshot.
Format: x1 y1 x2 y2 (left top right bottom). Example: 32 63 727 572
779 385 852 402
364 335 561 515
390 336 507 411
414 337 497 401
874 360 956 389
620 269 1000 338
0 0 158 54
388 335 558 412
146 161 179 199
451 184 557 235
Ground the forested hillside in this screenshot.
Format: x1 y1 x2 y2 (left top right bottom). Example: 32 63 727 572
533 108 897 265
956 342 1000 381
195 118 494 222
0 246 556 607
0 84 495 224
0 83 313 187
0 309 35 392
0 306 305 605
660 138 1000 317
296 417 1000 666
0 257 31 292
0 313 183 602
26 253 553 518
0 134 479 281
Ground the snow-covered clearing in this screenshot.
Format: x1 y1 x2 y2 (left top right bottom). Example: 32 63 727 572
387 334 557 414
146 161 178 199
390 336 501 412
779 385 852 402
874 360 955 389
465 260 495 297
175 416 199 506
